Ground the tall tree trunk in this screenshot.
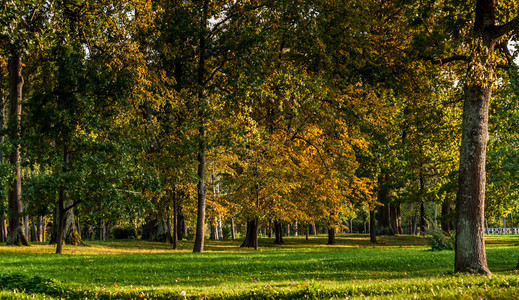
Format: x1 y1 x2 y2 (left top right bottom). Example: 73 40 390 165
240 218 258 248
452 0 512 275
177 210 185 241
0 81 5 244
310 223 316 235
327 227 336 245
274 220 284 244
36 215 44 242
210 223 217 240
6 52 28 246
30 216 37 242
389 204 403 234
305 224 309 240
230 218 235 240
420 200 426 236
173 192 178 250
268 219 272 238
55 188 65 254
193 0 210 253
441 198 452 234
455 83 492 274
0 213 7 243
370 209 377 244
412 212 418 235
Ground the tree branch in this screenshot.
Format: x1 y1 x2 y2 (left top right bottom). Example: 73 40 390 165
422 55 470 65
292 135 328 169
492 16 519 39
63 200 82 213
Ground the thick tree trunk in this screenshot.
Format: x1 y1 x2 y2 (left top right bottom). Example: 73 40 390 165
274 220 284 244
6 52 28 246
370 210 377 244
240 219 258 248
268 220 272 238
327 227 336 245
141 218 157 241
377 202 393 235
157 219 172 243
306 224 309 240
455 84 491 274
51 201 82 246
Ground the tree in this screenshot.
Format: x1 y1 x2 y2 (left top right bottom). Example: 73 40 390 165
453 0 519 274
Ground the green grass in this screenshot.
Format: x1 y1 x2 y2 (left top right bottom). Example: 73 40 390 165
0 234 518 299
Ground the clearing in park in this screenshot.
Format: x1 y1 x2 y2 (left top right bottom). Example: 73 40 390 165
1 234 519 299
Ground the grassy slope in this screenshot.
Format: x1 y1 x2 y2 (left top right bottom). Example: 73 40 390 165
0 234 518 299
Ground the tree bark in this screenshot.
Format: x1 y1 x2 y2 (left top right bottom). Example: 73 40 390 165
310 223 316 235
240 218 258 248
141 218 156 241
0 213 7 243
193 0 210 253
51 200 82 246
327 227 336 245
55 188 65 254
30 216 37 242
420 200 426 235
173 192 178 250
441 198 452 234
455 83 492 274
0 82 5 244
274 220 284 244
230 217 235 240
6 52 28 246
370 209 377 244
177 210 185 241
377 182 393 235
390 204 403 234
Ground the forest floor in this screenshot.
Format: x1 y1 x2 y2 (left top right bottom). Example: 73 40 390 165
1 234 519 299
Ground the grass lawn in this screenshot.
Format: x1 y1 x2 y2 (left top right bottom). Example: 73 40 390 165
0 234 518 299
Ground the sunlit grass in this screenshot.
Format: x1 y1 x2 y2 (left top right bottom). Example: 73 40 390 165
0 234 518 299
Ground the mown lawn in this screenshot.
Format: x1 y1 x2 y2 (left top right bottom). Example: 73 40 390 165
0 234 518 299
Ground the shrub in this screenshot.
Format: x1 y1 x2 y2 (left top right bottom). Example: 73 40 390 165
111 226 137 239
429 227 454 251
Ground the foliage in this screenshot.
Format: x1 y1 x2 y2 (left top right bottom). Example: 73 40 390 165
429 227 454 251
111 226 137 240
